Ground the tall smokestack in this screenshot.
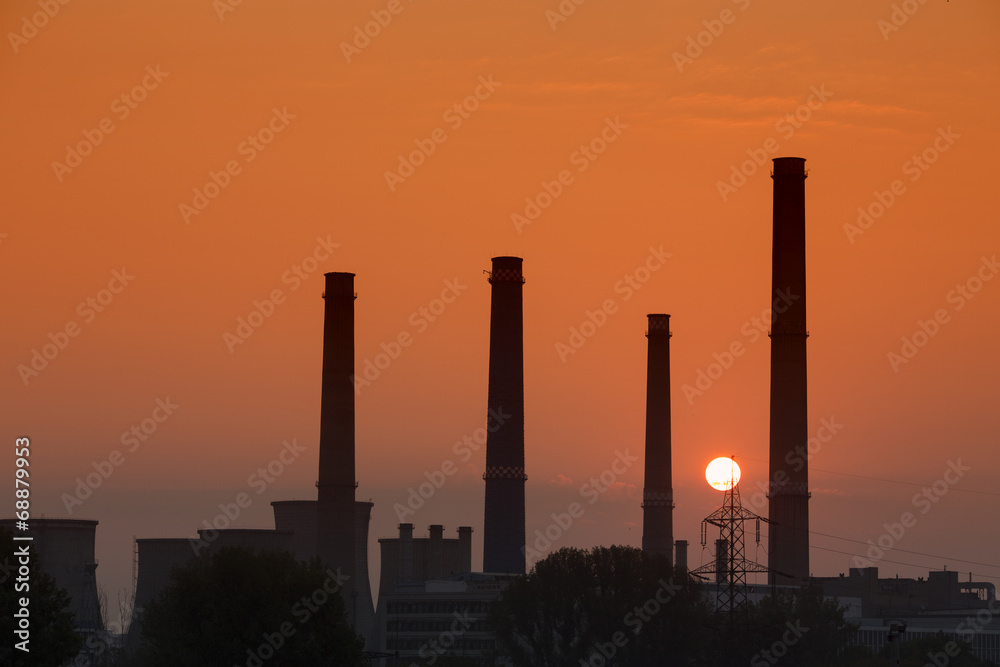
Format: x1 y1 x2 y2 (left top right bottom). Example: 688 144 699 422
317 272 358 619
641 314 674 563
483 256 526 574
675 540 688 570
715 538 729 585
767 157 810 584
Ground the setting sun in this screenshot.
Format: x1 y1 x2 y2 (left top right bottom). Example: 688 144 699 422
705 457 741 491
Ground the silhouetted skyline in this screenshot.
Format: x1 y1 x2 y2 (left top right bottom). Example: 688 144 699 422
3 0 998 641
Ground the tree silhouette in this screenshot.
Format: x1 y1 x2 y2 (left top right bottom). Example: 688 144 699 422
490 546 888 666
491 545 713 665
134 547 364 666
739 584 860 666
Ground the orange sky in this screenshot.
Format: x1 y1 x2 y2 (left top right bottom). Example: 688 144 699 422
2 0 999 626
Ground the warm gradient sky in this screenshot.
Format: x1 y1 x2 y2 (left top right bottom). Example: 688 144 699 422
3 0 999 627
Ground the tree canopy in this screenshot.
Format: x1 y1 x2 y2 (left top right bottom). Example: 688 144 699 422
134 547 364 667
492 545 874 667
739 584 859 666
492 545 713 665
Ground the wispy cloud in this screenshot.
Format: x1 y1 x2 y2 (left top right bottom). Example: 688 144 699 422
549 473 574 487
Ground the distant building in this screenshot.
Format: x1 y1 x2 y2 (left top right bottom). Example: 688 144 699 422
128 528 295 650
132 537 192 617
377 523 473 595
0 519 103 662
378 574 515 666
814 567 995 616
1 518 102 630
812 568 1000 663
271 498 375 637
372 523 511 665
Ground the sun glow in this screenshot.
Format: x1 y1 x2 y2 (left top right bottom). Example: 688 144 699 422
705 457 741 491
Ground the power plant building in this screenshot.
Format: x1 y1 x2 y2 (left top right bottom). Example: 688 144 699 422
128 262 528 653
23 176 995 664
376 523 474 596
0 518 102 636
371 523 503 660
812 568 1000 663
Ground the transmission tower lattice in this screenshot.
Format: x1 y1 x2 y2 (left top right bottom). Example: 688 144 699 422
690 458 781 634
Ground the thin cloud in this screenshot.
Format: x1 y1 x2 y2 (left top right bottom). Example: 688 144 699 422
549 473 574 487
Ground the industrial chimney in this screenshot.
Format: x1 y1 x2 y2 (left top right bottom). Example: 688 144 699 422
715 538 729 585
675 540 688 570
316 272 358 620
483 256 526 574
641 314 674 563
767 157 810 584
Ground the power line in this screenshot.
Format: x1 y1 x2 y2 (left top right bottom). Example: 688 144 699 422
806 543 1000 584
809 529 1000 571
739 455 1000 497
757 532 1000 583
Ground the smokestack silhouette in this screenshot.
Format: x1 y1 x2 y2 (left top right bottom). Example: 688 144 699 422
767 157 810 584
316 272 358 619
675 540 688 570
483 256 526 574
715 538 729 585
641 314 674 563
